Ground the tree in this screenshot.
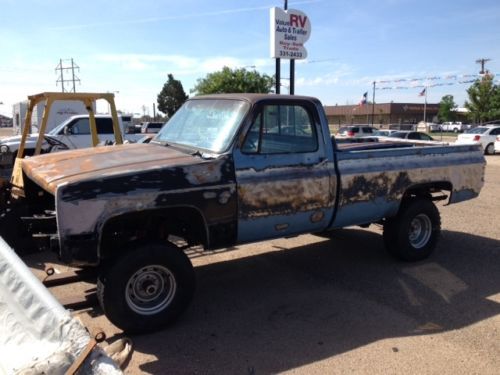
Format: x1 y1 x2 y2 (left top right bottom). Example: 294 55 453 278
157 74 188 118
465 74 500 124
437 95 457 122
192 66 274 95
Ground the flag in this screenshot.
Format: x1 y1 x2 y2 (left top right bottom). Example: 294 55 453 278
419 88 426 97
359 92 368 106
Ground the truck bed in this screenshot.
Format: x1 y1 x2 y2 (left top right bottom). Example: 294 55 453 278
334 136 446 152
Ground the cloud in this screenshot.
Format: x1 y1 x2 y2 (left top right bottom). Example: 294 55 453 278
47 0 323 31
93 53 276 78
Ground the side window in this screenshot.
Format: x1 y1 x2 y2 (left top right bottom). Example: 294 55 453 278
69 119 90 135
96 118 114 134
363 127 373 133
490 128 500 135
408 132 419 140
352 127 359 133
242 104 318 154
420 133 431 140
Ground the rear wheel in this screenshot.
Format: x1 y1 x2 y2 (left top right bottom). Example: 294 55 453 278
485 143 494 155
383 199 441 261
97 241 195 334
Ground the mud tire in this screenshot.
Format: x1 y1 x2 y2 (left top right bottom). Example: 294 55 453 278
97 241 195 334
383 199 441 261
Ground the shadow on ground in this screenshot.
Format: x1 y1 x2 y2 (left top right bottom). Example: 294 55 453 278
106 228 500 374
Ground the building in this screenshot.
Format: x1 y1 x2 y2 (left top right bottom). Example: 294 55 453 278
0 114 13 127
324 103 440 128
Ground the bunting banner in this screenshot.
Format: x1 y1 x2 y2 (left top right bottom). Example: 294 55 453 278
376 79 481 91
374 73 499 90
376 73 498 84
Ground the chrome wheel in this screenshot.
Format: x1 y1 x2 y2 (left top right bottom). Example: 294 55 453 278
408 214 432 249
125 265 177 315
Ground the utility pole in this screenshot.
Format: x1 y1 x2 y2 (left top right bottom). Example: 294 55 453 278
55 58 81 92
475 58 491 75
371 81 376 126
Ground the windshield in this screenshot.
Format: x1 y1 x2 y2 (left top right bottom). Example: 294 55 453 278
47 116 77 135
154 99 250 153
466 127 489 134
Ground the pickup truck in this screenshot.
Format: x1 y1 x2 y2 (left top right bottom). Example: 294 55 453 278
0 94 485 333
439 122 472 133
0 114 143 169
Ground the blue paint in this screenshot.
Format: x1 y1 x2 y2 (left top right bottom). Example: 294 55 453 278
237 211 329 243
331 198 400 228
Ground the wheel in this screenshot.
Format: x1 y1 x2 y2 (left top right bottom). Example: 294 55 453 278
383 199 441 261
453 128 459 133
97 241 196 334
484 143 494 155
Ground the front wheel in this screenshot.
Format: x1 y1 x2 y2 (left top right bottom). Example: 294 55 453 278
383 199 441 261
97 242 196 334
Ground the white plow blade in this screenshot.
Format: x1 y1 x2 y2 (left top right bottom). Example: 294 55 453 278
0 237 121 374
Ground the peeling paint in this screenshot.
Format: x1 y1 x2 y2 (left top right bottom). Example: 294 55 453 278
238 174 332 218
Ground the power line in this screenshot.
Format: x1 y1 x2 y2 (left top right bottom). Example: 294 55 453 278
55 58 81 92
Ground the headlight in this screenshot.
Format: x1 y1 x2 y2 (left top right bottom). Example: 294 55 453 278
0 145 9 153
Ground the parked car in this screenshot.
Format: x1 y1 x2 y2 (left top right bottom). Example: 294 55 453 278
141 122 164 134
373 129 399 137
455 125 500 155
336 125 375 138
389 131 435 141
438 122 472 133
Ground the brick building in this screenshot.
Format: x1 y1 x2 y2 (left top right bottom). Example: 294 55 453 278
324 103 440 127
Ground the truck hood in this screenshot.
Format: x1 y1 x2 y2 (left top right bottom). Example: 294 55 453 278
21 143 211 195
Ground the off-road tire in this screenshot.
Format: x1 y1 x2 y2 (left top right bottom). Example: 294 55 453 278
97 241 195 334
383 199 441 261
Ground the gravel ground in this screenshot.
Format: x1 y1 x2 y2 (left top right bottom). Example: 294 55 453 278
5 128 500 374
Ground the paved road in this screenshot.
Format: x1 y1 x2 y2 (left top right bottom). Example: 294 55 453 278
22 154 500 374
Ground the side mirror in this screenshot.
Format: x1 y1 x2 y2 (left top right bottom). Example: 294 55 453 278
63 126 72 135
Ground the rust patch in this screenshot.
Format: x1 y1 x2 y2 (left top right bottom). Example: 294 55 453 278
341 172 411 205
310 210 325 223
238 175 332 218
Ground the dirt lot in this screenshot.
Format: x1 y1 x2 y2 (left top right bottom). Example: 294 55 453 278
5 129 499 374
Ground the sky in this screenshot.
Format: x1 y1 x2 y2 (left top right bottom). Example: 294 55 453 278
1 0 500 117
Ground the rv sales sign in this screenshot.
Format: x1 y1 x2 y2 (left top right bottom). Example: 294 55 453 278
270 7 311 60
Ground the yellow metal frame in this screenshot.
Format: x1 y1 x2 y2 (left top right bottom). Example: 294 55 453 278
11 92 123 197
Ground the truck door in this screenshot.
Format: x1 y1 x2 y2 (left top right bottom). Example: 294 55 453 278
61 118 92 149
233 101 335 243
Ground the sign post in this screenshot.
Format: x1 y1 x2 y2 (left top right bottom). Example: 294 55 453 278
270 5 311 94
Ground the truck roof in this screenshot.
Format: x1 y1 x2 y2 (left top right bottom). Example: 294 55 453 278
191 93 320 104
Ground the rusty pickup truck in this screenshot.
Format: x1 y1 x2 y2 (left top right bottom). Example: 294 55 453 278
0 94 485 333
